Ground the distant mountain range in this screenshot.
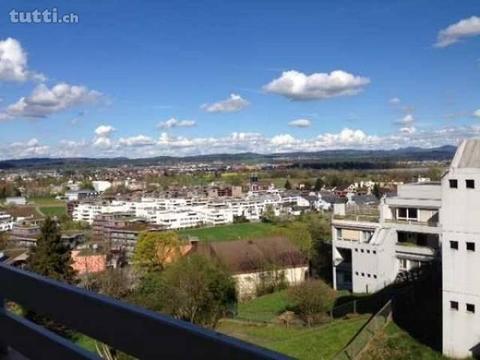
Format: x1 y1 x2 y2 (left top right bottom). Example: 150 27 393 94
0 145 457 170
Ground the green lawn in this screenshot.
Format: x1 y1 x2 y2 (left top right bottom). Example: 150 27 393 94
178 222 277 242
218 315 369 360
237 290 290 322
38 206 67 217
359 322 448 360
237 289 351 322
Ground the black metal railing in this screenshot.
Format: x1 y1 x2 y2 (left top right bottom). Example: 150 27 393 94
0 263 290 360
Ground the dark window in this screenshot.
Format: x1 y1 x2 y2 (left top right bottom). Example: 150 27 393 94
373 275 377 279
449 179 458 188
450 301 459 310
398 208 407 218
467 242 475 251
408 208 418 219
355 248 358 252
361 273 365 277
367 250 370 254
373 250 376 254
467 303 475 313
367 274 371 278
361 249 364 253
355 272 359 275
450 241 458 250
466 179 475 189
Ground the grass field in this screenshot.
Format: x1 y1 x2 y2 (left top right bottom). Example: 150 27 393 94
237 290 290 322
218 315 369 360
359 322 448 360
178 222 277 242
237 289 351 322
28 197 67 218
38 206 67 217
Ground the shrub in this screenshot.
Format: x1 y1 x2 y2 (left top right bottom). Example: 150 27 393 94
288 279 336 326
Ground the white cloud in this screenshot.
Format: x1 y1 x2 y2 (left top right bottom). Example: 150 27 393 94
3 83 102 119
118 135 155 147
435 16 480 47
6 138 49 158
288 118 311 128
202 94 249 113
474 109 480 118
389 97 401 104
93 137 112 149
263 70 370 100
157 118 196 129
396 114 415 125
316 128 379 147
94 125 115 137
270 134 297 146
400 126 416 134
0 38 44 82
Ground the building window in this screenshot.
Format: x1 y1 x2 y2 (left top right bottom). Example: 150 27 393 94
367 250 370 254
355 271 359 275
373 275 377 279
355 248 358 252
361 249 364 253
336 228 342 240
450 241 458 250
367 274 371 278
373 250 376 254
450 301 459 310
466 179 475 189
361 273 365 277
449 179 458 188
467 304 475 313
467 242 475 251
398 208 407 218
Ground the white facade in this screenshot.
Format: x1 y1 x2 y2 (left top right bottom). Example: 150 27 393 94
332 139 480 358
72 192 314 228
332 180 441 294
0 212 14 232
234 266 308 300
92 181 112 193
441 140 480 358
5 197 26 206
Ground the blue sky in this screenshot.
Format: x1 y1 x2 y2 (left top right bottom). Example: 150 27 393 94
0 0 479 158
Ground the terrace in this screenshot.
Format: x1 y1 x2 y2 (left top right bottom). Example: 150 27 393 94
0 263 288 360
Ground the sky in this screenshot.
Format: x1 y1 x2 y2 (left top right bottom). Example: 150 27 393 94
0 0 479 159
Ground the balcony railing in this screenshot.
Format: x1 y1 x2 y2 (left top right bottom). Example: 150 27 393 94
385 218 439 227
0 263 289 360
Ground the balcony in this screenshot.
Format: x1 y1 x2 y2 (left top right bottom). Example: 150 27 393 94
0 264 288 360
395 243 436 259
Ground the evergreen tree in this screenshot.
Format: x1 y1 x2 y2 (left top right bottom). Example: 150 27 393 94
284 179 292 190
26 217 77 337
314 178 324 191
372 183 381 199
27 217 77 283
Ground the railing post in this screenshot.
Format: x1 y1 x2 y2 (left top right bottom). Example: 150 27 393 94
0 294 7 355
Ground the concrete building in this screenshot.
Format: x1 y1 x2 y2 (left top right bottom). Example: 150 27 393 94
5 197 26 206
0 212 14 232
441 140 480 358
331 139 480 358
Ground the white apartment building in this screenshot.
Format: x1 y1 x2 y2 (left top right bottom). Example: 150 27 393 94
0 212 14 232
441 140 480 358
72 192 305 228
332 139 480 358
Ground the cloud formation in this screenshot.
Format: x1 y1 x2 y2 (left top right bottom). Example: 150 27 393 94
4 125 480 160
157 118 196 129
288 118 311 128
435 16 480 47
474 109 480 118
0 38 44 82
2 83 102 120
118 135 155 147
202 94 249 113
263 70 370 100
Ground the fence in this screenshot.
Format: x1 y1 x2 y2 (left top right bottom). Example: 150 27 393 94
333 300 392 360
0 263 290 360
